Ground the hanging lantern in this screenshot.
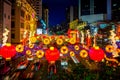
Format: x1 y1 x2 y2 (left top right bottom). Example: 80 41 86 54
45 46 60 62
89 46 105 62
0 43 16 60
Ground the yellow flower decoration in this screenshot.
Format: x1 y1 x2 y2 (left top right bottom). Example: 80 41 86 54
79 50 88 58
36 50 44 58
16 44 24 52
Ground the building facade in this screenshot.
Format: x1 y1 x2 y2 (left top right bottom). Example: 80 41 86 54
0 0 11 44
42 5 49 28
11 0 37 44
27 0 42 18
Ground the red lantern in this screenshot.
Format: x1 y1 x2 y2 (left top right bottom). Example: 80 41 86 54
45 47 60 62
0 43 16 60
89 46 105 62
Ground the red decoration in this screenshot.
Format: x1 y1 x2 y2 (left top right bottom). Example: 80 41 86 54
89 46 105 62
45 47 60 62
0 44 16 60
86 37 91 47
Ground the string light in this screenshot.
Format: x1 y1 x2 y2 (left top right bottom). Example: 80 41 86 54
81 31 84 44
93 30 97 47
86 30 91 47
109 29 119 57
2 28 9 46
23 30 28 39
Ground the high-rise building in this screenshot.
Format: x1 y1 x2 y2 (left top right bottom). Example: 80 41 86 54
0 0 11 44
11 0 37 44
112 0 120 21
27 0 42 18
67 0 107 23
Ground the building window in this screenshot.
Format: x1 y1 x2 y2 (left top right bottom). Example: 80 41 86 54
21 23 24 28
11 33 15 39
4 14 6 18
28 15 30 20
21 10 25 18
11 21 15 28
26 25 30 29
12 9 15 15
8 15 10 19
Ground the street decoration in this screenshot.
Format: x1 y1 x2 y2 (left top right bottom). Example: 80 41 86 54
105 45 114 53
86 30 91 47
26 50 32 55
16 44 24 53
69 51 75 57
0 43 16 60
45 46 60 62
89 46 105 62
29 36 37 44
60 46 69 54
74 44 80 50
35 50 44 58
79 49 88 58
56 38 63 45
43 37 50 45
29 43 34 49
2 28 9 46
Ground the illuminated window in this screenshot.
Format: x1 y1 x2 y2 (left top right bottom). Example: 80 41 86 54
21 23 24 28
21 10 25 17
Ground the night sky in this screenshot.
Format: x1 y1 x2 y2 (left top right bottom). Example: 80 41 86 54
42 0 78 26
